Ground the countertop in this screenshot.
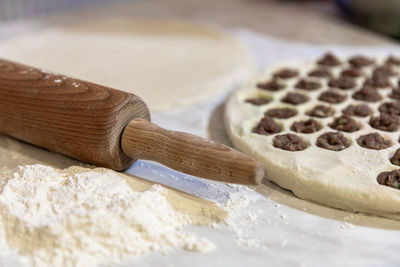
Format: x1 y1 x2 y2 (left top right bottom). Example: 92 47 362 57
0 0 400 266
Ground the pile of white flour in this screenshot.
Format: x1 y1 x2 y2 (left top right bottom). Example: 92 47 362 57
0 164 215 266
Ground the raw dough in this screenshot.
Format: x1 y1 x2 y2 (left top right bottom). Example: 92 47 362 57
224 54 400 220
0 18 253 112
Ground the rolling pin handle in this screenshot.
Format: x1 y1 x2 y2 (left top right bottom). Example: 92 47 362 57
121 118 264 185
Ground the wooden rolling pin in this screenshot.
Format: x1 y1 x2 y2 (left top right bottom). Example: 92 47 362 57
0 58 263 185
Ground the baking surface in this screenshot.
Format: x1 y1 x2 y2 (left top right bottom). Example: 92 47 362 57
0 0 400 266
0 18 253 113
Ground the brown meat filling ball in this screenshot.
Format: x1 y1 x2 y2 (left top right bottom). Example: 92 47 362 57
273 68 299 79
361 65 393 89
328 76 356 90
379 102 400 116
352 86 382 102
257 80 285 91
342 104 372 117
318 91 346 104
373 65 396 77
245 98 271 106
328 115 359 132
341 68 363 78
295 79 322 91
316 132 350 151
253 117 281 135
273 134 308 151
369 113 399 132
363 76 391 89
291 119 321 134
389 88 400 100
306 105 334 118
348 55 374 68
265 107 297 119
357 133 391 150
386 56 400 66
390 149 400 166
281 92 309 105
377 170 400 189
308 69 332 78
317 53 341 67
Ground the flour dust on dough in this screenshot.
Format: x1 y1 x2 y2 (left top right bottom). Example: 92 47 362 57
0 18 254 112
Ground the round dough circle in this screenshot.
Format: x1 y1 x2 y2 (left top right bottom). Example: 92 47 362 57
0 18 253 112
224 55 400 220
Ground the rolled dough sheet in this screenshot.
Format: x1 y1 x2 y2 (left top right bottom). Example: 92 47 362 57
0 18 254 112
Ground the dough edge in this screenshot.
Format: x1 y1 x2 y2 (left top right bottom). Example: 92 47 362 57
223 58 400 221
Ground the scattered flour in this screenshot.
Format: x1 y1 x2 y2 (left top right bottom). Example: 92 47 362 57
0 135 271 267
0 164 215 267
340 222 354 229
218 184 266 249
0 162 321 266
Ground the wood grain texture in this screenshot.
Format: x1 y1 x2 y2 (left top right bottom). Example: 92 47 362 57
0 58 150 170
0 58 263 184
121 118 264 185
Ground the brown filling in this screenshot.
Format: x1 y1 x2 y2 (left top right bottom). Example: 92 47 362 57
328 115 359 132
318 91 346 104
257 80 285 91
253 117 281 135
306 105 334 118
291 119 320 134
389 88 400 100
369 113 399 132
281 92 309 105
316 132 350 151
373 65 396 77
348 55 375 68
390 149 400 166
265 107 297 119
357 133 391 150
317 53 340 67
308 69 332 78
342 104 372 117
378 102 400 116
250 54 400 155
352 86 382 102
273 134 308 151
328 76 356 90
341 68 363 78
363 76 391 89
245 98 271 106
273 68 299 79
295 79 322 91
377 170 400 189
386 56 400 66
360 65 393 89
